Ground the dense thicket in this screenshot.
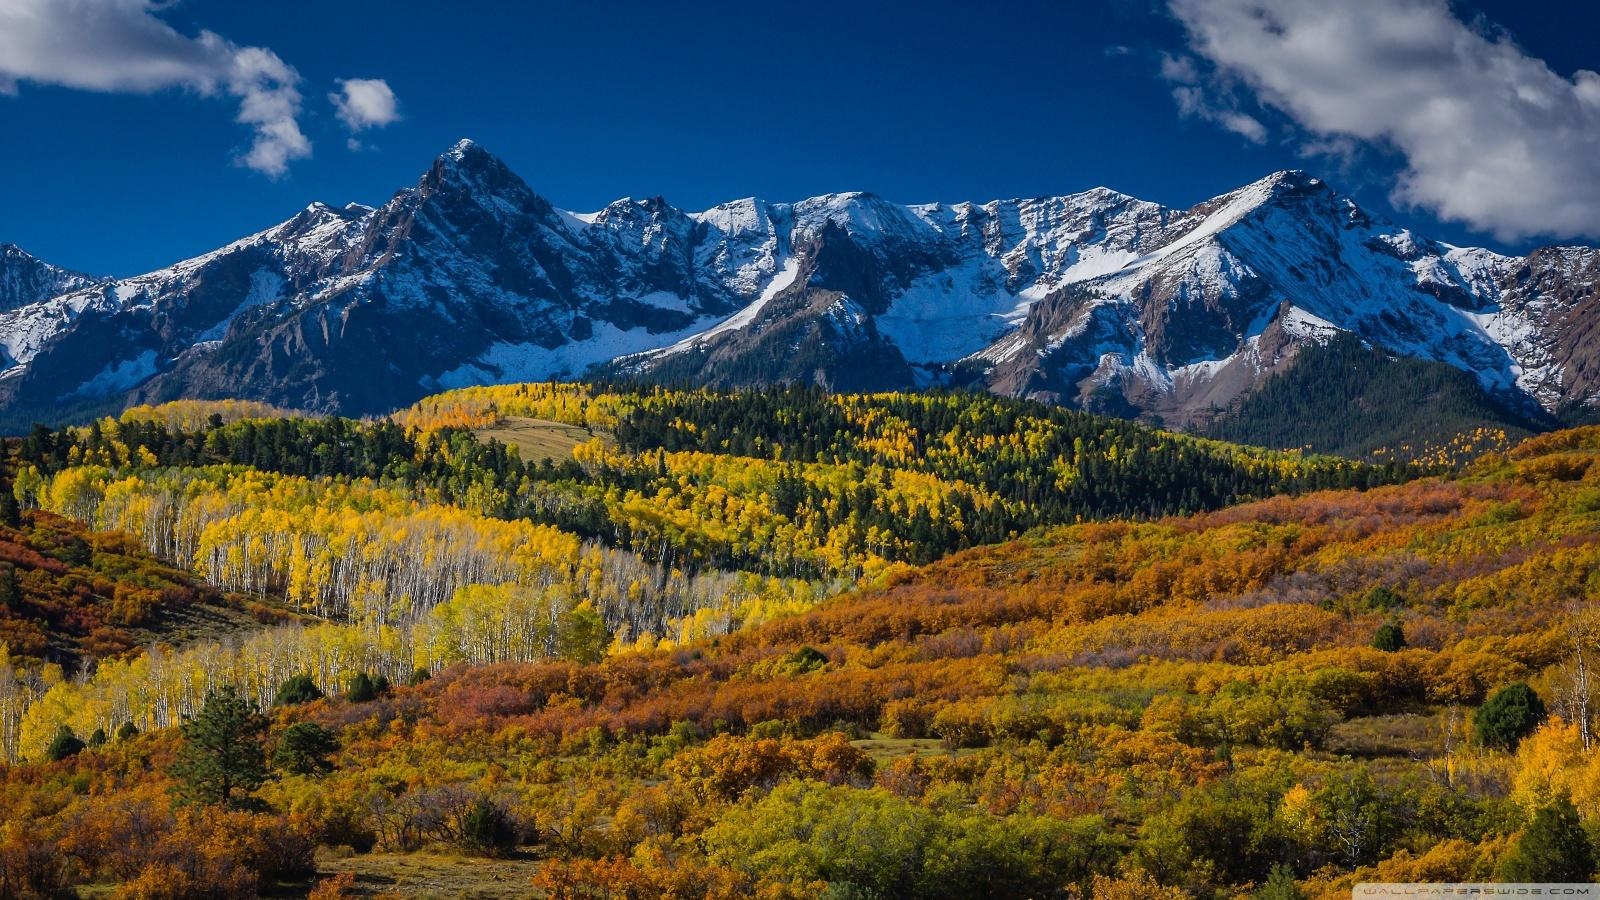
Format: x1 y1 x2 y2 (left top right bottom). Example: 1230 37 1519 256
15 386 1418 579
0 506 252 668
612 386 1412 517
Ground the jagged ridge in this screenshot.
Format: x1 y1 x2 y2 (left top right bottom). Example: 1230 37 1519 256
0 143 1595 436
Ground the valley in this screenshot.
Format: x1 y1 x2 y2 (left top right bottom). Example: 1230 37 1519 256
7 1 1599 895
0 386 1591 896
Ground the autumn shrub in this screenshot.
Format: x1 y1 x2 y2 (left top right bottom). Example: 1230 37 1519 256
1136 780 1283 886
664 733 871 802
531 854 758 900
930 702 989 750
702 780 1110 899
609 785 692 849
106 809 308 900
1370 838 1503 883
881 698 933 738
58 792 173 881
1197 680 1341 750
307 871 358 900
0 825 70 899
114 860 252 900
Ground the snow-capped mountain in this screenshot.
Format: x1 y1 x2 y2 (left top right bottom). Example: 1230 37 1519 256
0 140 1596 431
969 170 1558 425
0 245 101 315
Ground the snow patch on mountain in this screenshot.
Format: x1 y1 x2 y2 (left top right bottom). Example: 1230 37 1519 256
72 350 158 398
194 270 285 343
875 260 1024 363
657 256 801 355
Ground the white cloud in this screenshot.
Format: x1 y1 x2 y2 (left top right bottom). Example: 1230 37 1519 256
1165 0 1600 242
0 0 308 176
330 77 400 133
1160 53 1267 143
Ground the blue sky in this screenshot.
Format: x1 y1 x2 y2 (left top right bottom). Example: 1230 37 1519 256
1 0 1597 276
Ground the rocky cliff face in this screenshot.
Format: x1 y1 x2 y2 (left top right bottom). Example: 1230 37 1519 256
0 142 1597 431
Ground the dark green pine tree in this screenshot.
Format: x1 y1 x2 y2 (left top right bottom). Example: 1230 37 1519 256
45 725 85 761
271 722 340 776
0 563 20 610
1372 622 1406 652
1500 796 1596 882
1475 682 1547 751
346 672 377 703
272 673 324 707
0 483 20 528
170 685 268 808
1254 864 1306 900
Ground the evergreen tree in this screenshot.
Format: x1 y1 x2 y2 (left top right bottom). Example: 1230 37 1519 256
1475 682 1547 750
1499 796 1596 882
170 685 268 808
115 721 139 742
346 672 377 703
272 673 324 707
0 563 20 610
45 725 85 761
0 485 20 528
1372 623 1406 652
271 722 339 776
1254 864 1305 900
461 795 520 855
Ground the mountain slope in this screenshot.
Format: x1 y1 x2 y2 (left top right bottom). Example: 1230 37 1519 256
967 172 1551 426
8 414 1600 896
1 145 1598 438
0 244 101 315
1203 333 1546 458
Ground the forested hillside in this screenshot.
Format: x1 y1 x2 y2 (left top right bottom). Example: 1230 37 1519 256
1205 335 1543 461
2 386 1592 897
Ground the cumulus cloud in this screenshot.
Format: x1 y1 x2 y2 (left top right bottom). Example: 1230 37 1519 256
0 0 308 176
1164 0 1600 242
330 77 400 133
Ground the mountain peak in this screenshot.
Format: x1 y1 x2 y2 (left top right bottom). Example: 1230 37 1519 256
419 137 536 206
1261 169 1322 188
445 137 482 160
1186 169 1337 226
431 138 508 179
1241 169 1333 203
1080 186 1137 203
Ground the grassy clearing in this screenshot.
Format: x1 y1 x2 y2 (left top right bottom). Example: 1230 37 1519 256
313 850 545 899
472 417 600 462
851 733 970 761
1325 711 1449 759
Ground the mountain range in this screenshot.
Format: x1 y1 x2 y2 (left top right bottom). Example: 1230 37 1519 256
2 139 1596 445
